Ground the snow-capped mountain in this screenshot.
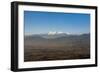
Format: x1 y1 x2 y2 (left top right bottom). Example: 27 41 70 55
40 31 68 39
48 31 66 35
25 31 90 39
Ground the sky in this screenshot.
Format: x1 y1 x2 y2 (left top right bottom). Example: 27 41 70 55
24 11 90 35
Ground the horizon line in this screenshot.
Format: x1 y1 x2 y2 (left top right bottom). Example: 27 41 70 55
24 32 90 36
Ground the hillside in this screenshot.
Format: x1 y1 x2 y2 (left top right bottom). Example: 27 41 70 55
24 33 90 62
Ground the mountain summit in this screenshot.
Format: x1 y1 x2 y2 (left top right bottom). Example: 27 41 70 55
39 31 68 39
48 31 67 35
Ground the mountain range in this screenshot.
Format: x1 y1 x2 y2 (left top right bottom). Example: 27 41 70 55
25 32 90 39
24 33 90 47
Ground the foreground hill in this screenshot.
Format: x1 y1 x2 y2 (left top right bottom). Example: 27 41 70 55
24 33 90 62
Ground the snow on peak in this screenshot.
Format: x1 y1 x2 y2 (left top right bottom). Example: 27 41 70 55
48 31 66 35
48 31 57 35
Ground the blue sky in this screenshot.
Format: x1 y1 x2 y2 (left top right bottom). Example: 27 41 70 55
24 11 90 35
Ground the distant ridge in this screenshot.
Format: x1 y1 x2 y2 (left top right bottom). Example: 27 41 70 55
24 33 90 49
25 33 90 40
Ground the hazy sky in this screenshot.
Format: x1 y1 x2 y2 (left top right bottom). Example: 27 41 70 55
24 11 90 35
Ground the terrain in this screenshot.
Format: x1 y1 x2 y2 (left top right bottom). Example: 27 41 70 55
24 33 90 62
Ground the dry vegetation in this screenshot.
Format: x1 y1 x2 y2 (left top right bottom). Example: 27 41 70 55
24 34 90 62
